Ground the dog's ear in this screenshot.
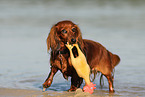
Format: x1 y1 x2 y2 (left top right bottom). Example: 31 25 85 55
46 25 60 51
74 24 84 49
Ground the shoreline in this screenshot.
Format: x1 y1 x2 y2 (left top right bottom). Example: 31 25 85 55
0 88 67 97
0 88 94 97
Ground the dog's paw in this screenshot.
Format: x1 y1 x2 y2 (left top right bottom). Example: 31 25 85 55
43 79 52 89
42 88 46 92
68 87 78 92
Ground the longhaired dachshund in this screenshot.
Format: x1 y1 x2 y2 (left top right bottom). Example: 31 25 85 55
43 20 120 92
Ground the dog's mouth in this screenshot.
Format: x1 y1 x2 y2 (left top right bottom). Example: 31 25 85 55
65 42 79 58
66 42 79 58
65 41 74 46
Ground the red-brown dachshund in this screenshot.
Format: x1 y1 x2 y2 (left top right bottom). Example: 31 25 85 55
43 20 120 92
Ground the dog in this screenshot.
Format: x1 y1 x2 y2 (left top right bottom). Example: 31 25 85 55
43 20 120 92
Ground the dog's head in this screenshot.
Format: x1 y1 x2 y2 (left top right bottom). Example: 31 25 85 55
47 20 83 51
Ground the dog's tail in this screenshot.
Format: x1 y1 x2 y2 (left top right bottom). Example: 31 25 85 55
112 54 120 68
109 52 120 68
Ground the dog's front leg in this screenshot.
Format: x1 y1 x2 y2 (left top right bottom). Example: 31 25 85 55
68 71 83 91
43 66 58 91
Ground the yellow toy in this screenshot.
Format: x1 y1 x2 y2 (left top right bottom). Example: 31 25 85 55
65 43 96 94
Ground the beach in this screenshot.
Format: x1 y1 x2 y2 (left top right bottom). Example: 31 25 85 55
0 0 145 97
0 88 69 97
0 88 123 97
0 88 98 97
0 88 48 97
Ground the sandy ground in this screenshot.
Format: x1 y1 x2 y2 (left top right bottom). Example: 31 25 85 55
0 88 95 97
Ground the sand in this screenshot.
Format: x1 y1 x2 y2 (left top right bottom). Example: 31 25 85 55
0 88 95 97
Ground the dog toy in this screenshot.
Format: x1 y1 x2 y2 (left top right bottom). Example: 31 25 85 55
65 43 96 94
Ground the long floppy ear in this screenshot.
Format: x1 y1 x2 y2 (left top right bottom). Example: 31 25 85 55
46 25 60 52
74 24 84 49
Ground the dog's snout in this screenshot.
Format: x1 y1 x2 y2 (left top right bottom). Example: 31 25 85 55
71 38 76 43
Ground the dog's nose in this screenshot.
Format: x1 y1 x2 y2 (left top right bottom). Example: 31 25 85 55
71 38 76 43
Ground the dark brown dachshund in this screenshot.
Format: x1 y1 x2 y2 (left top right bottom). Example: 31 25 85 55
43 20 120 92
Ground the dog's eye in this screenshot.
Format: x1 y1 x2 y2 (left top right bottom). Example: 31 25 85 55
61 29 67 34
72 28 76 32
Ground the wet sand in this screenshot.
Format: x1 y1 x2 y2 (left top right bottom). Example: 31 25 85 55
0 88 95 97
0 87 127 97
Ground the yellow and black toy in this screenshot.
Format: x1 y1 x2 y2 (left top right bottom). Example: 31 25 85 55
65 43 96 94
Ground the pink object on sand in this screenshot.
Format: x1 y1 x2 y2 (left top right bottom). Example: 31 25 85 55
83 82 96 94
